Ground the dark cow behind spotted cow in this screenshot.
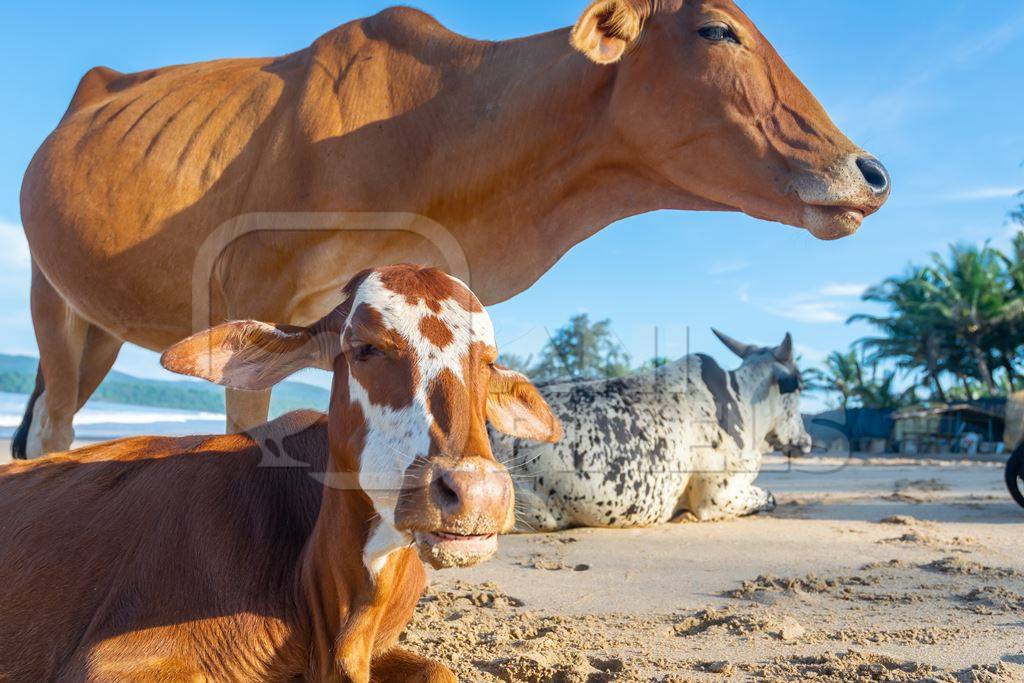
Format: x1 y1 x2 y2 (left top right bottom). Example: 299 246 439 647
492 330 811 530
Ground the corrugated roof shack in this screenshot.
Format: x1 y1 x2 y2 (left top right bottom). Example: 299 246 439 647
809 408 895 453
894 399 1006 455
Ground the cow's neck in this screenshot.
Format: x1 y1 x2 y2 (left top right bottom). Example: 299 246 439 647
305 25 720 304
297 480 425 679
731 364 777 447
428 30 701 303
313 27 712 305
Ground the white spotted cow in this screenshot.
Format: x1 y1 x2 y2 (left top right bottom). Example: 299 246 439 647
492 330 812 530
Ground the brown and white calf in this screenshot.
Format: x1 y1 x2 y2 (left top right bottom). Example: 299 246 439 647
0 264 560 682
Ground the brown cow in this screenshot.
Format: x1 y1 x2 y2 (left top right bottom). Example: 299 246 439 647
17 0 890 457
0 265 560 681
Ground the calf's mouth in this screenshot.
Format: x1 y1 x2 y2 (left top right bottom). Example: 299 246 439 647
414 530 499 569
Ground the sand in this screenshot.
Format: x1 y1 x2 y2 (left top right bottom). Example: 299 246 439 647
410 455 1024 681
3 445 1022 681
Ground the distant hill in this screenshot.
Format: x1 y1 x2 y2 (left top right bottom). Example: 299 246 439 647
0 354 329 416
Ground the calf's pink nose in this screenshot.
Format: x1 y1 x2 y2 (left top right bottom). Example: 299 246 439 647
430 463 511 521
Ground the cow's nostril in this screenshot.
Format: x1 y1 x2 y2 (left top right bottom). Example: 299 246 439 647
855 156 890 195
432 473 461 512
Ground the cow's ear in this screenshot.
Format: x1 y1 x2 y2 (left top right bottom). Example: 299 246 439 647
161 320 335 391
571 0 650 64
486 366 562 443
773 333 794 363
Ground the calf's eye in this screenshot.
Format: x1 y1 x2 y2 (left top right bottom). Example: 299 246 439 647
354 344 383 362
699 25 740 44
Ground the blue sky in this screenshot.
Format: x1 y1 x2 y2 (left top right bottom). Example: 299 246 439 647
1 1 1023 410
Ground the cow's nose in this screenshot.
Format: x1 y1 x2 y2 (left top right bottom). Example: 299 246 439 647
855 156 890 196
431 463 511 520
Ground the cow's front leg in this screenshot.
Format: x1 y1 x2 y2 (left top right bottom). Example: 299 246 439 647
727 483 776 516
684 473 776 521
371 646 457 683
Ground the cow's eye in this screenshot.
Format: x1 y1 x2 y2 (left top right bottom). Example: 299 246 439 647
699 24 740 45
778 374 801 395
353 344 383 362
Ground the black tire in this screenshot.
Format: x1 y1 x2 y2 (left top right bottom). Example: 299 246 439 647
1007 445 1024 510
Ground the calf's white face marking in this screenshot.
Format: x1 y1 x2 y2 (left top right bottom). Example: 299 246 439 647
159 266 557 575
342 272 496 573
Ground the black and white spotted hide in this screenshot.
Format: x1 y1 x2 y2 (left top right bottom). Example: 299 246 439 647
490 331 811 530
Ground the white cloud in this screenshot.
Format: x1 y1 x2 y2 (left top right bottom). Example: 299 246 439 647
942 186 1021 202
765 300 845 325
0 219 30 271
795 343 827 365
708 258 750 276
819 282 867 298
758 282 865 325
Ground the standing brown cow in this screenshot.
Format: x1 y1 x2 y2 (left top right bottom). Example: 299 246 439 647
16 0 890 458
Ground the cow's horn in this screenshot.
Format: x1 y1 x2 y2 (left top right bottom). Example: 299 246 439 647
773 333 794 363
712 329 754 359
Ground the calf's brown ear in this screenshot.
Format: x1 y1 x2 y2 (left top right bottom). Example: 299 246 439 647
161 320 334 391
486 366 563 443
572 0 650 64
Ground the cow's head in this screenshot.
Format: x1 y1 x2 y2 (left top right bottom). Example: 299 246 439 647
162 265 560 570
572 0 890 239
714 329 812 455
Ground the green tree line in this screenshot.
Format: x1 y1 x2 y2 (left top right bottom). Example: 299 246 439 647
500 313 667 382
0 354 329 416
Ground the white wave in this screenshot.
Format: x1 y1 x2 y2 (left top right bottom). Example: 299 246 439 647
0 410 225 428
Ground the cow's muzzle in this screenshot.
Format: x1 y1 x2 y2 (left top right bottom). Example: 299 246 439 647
399 457 514 568
793 153 891 239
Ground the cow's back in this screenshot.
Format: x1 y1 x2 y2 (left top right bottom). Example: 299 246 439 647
0 411 328 680
21 9 482 348
25 53 296 246
494 363 722 529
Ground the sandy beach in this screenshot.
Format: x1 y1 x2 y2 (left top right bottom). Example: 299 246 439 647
410 455 1024 681
4 445 1022 681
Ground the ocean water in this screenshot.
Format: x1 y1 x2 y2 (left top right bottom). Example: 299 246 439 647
0 392 227 440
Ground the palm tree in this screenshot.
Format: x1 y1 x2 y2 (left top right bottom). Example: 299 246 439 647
1000 231 1024 289
835 214 1024 403
1010 194 1024 228
993 231 1024 389
925 243 1011 394
855 369 917 409
805 350 864 410
850 267 951 402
